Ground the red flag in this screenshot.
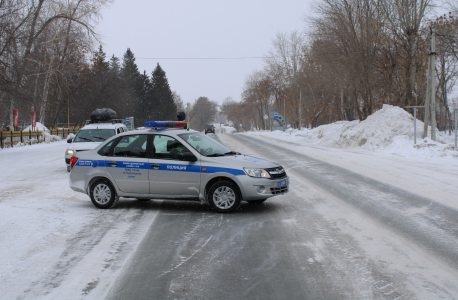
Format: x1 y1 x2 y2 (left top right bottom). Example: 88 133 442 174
14 109 19 127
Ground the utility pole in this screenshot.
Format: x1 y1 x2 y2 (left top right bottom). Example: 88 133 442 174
298 85 302 130
430 28 437 141
424 28 437 141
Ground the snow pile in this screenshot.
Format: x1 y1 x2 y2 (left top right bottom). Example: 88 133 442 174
247 105 457 159
22 122 48 132
67 133 75 141
335 105 414 148
331 105 452 150
290 120 360 145
43 131 62 143
222 124 237 133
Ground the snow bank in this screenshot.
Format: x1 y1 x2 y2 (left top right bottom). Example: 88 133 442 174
247 105 457 159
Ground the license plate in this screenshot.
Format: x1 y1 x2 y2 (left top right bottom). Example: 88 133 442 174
277 179 288 188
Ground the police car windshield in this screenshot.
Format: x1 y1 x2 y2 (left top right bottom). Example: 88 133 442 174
73 129 115 142
179 132 231 156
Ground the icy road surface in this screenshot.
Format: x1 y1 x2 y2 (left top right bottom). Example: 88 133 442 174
1 127 458 299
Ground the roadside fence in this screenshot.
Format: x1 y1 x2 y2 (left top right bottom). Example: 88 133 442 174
0 127 80 149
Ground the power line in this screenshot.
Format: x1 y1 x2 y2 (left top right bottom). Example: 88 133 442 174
136 57 264 60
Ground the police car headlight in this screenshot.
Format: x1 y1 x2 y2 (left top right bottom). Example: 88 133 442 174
243 168 271 178
66 149 74 156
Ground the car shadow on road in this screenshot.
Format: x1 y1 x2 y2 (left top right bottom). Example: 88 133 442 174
113 198 282 215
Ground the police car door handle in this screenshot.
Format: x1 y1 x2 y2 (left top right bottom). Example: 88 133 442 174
108 161 118 166
150 164 161 168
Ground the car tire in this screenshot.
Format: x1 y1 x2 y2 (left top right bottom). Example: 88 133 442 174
246 199 267 204
207 181 241 213
90 179 119 209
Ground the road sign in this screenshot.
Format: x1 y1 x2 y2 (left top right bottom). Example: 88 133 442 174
263 115 268 120
125 117 130 124
274 111 279 119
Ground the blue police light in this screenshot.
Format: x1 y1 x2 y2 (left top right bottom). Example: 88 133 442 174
144 121 187 128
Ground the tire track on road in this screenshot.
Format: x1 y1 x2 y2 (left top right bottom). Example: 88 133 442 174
226 133 458 270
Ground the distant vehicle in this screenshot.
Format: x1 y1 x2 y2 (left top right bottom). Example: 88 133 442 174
69 120 289 213
204 124 215 134
65 108 127 172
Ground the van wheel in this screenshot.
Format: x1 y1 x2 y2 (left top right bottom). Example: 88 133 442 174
208 181 241 213
90 179 119 209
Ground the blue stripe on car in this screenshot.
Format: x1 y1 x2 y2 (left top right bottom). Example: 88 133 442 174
77 160 246 176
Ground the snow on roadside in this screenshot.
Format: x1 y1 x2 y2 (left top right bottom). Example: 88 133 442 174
247 105 457 159
0 141 158 299
238 105 458 211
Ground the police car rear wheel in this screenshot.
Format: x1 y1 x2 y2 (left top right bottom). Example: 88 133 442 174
208 181 241 213
90 179 118 209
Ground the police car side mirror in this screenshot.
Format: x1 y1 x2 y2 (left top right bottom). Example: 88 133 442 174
180 152 197 162
67 139 73 143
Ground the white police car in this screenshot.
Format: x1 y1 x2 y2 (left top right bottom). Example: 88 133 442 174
69 121 288 213
65 109 127 172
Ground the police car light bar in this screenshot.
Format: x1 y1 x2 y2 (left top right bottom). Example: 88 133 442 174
144 121 187 128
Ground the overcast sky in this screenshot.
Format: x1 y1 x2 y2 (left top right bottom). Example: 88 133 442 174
96 0 314 106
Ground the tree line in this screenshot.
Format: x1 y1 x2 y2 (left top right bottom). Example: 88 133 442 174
223 0 458 132
0 0 183 129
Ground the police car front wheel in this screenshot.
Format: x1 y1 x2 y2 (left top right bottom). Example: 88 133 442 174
208 181 241 213
90 179 119 209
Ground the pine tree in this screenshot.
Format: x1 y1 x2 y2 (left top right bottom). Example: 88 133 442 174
121 48 143 117
91 46 110 108
151 63 177 120
109 55 121 75
93 45 109 73
136 71 153 125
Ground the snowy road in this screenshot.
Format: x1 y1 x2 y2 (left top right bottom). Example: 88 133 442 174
106 127 458 299
1 127 458 299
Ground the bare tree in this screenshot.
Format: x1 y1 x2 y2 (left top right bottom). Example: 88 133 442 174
264 31 304 128
376 0 432 107
0 0 110 128
189 97 218 131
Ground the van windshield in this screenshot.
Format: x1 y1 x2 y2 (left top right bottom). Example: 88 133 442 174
73 129 116 142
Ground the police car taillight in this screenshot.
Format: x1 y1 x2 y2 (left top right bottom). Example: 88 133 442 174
144 121 187 128
70 157 79 170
